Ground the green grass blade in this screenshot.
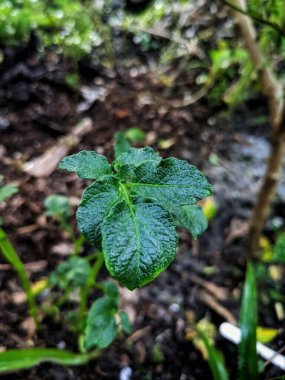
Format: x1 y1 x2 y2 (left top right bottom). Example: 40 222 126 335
0 228 39 327
0 348 99 373
198 330 229 380
238 262 258 380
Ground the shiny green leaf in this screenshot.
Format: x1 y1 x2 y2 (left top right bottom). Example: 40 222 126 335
130 157 212 208
114 147 160 170
76 180 120 246
84 296 118 349
119 311 132 335
101 280 119 301
58 150 112 179
102 197 178 290
49 257 91 290
44 195 70 219
173 205 207 238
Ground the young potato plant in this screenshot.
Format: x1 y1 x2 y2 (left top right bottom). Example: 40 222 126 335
58 146 212 290
0 145 212 373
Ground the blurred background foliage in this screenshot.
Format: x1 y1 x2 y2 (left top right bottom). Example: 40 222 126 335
0 0 285 106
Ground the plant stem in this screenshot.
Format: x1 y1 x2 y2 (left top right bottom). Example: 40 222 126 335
220 0 285 37
247 128 285 260
73 235 85 256
77 251 104 325
0 228 40 328
226 0 285 261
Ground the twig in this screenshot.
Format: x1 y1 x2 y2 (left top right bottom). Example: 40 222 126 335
264 344 285 368
220 0 285 37
171 86 210 108
23 118 92 177
189 274 229 301
0 260 47 272
199 290 237 324
125 326 151 344
227 0 285 261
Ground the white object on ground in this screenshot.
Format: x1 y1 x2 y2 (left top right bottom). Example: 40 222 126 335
120 367 132 380
219 322 285 371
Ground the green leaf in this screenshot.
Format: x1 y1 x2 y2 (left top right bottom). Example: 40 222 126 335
0 348 95 373
173 205 208 239
44 195 70 219
129 157 212 208
198 330 229 380
114 147 161 170
125 127 146 144
114 132 131 159
102 197 178 290
256 327 279 343
119 311 132 335
238 263 258 380
0 185 18 203
58 150 112 179
76 180 120 246
273 233 285 263
84 296 118 349
49 257 91 290
101 280 119 302
116 159 158 182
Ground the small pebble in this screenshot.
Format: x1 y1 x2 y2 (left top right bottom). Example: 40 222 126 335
169 303 180 313
57 341 66 350
120 367 132 380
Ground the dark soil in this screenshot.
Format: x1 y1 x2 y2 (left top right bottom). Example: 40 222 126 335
0 44 285 380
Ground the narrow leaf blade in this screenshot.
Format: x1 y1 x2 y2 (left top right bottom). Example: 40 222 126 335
58 151 112 179
238 263 258 380
198 330 229 380
0 348 94 373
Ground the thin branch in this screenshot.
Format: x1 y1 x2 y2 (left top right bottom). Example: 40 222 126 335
226 0 285 261
220 0 285 37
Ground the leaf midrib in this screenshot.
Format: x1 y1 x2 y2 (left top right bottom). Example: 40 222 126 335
119 184 141 277
128 183 203 188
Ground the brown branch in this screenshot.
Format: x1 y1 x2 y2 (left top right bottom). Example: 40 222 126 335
220 0 285 37
199 291 237 324
227 0 285 260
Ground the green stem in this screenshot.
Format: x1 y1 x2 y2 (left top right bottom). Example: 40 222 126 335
57 287 72 307
0 228 40 328
77 252 105 326
73 235 85 256
60 219 76 243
